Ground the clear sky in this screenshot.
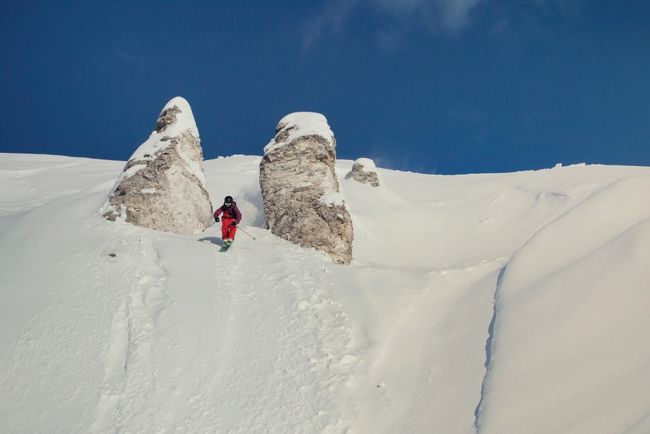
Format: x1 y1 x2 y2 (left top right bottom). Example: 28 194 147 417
1 0 649 174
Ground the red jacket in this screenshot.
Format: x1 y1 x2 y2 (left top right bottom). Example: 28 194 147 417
214 202 242 223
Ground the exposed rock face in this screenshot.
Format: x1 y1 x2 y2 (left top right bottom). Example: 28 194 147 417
345 158 380 187
259 112 354 264
102 97 213 235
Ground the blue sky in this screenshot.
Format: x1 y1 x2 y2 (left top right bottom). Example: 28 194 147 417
1 0 649 174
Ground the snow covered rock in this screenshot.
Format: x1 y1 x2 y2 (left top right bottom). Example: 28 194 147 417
345 158 380 187
102 97 213 234
259 112 354 264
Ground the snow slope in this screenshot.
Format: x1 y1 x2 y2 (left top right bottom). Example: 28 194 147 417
0 152 649 433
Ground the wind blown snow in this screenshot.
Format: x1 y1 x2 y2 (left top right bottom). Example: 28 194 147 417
1 152 649 434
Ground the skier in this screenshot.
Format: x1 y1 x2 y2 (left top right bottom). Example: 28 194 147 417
213 195 242 246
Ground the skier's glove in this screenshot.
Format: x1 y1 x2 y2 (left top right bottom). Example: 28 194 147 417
215 216 220 222
230 221 237 227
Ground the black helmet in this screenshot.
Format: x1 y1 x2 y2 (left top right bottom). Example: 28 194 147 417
224 195 233 204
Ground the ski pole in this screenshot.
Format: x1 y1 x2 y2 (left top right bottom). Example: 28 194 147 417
238 226 256 240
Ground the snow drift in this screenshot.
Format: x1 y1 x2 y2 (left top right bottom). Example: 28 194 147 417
476 176 650 434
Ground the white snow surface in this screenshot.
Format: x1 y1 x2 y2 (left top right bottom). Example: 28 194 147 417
264 112 334 154
1 152 650 434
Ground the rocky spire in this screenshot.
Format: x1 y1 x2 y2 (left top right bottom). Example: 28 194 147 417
102 97 213 235
259 112 354 264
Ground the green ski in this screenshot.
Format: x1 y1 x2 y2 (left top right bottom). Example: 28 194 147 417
219 241 233 252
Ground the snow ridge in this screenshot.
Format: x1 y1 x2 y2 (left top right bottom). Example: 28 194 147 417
474 178 628 432
475 176 650 433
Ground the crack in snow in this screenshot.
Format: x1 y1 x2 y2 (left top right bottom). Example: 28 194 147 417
473 263 508 433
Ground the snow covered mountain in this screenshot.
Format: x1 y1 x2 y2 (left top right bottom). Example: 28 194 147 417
1 153 649 434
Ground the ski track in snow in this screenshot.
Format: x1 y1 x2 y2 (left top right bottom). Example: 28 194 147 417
181 240 364 433
0 213 133 433
88 230 365 433
91 235 182 433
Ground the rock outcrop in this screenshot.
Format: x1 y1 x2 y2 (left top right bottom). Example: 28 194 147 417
259 112 354 264
102 96 213 235
345 158 380 187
